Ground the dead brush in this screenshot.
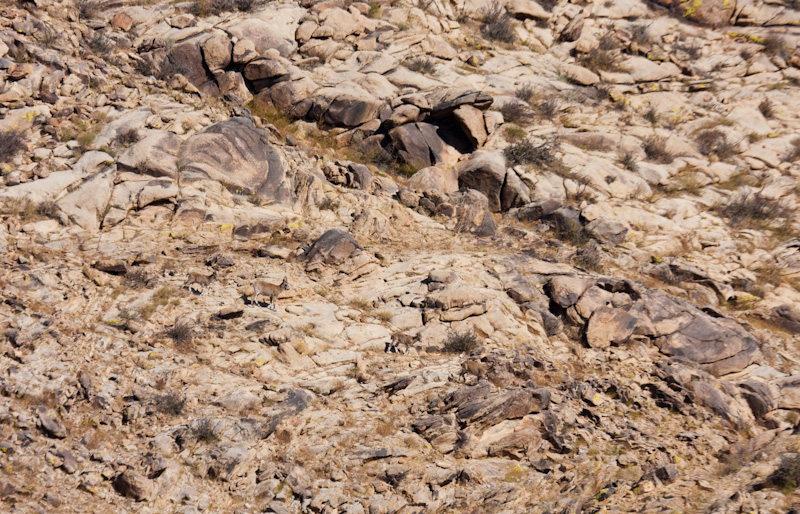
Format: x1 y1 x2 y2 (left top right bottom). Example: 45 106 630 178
480 1 516 43
499 101 534 126
403 56 437 75
758 98 775 119
163 320 195 350
0 130 26 163
154 390 185 416
504 136 561 167
696 129 737 160
716 191 792 228
642 135 674 164
443 330 480 354
192 418 220 443
123 267 153 289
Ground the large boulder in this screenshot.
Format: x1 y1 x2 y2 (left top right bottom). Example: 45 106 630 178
458 151 507 212
165 39 218 95
226 19 296 58
427 89 493 120
408 166 459 195
301 229 362 265
653 0 735 26
178 117 291 205
446 189 496 236
201 32 232 72
117 130 182 178
309 85 382 127
243 58 288 92
388 123 461 169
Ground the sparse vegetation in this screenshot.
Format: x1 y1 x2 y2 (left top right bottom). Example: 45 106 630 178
163 320 195 350
758 98 775 119
763 454 800 494
114 128 140 148
443 330 479 353
0 198 60 223
573 240 603 272
0 130 26 163
155 390 185 416
579 32 620 72
480 2 516 44
619 152 638 172
123 268 152 289
404 57 437 75
499 101 534 126
75 0 99 19
190 0 262 16
515 84 536 104
762 34 790 60
717 191 791 228
504 137 560 167
642 135 674 164
696 129 736 160
37 26 60 48
192 419 220 443
534 96 559 118
87 34 116 55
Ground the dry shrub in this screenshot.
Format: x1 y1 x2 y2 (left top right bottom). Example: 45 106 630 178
642 135 674 164
619 152 638 172
480 2 516 43
717 191 791 228
123 268 152 289
404 57 437 75
75 0 99 19
163 320 195 350
155 390 185 416
499 101 534 126
443 330 479 353
192 419 220 442
0 131 26 163
504 137 560 167
515 83 536 103
762 34 790 60
758 98 774 119
696 129 736 159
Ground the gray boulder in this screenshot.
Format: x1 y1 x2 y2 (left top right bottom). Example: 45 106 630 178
458 151 506 212
301 229 362 265
447 189 496 236
388 123 461 169
179 117 291 205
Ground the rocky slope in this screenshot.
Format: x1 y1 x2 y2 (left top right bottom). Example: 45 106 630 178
2 0 800 512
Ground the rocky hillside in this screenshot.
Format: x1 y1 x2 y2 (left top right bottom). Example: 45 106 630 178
1 0 800 512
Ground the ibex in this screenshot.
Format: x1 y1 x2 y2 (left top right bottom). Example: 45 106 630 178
386 332 419 354
252 276 290 311
459 360 488 383
185 270 217 294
